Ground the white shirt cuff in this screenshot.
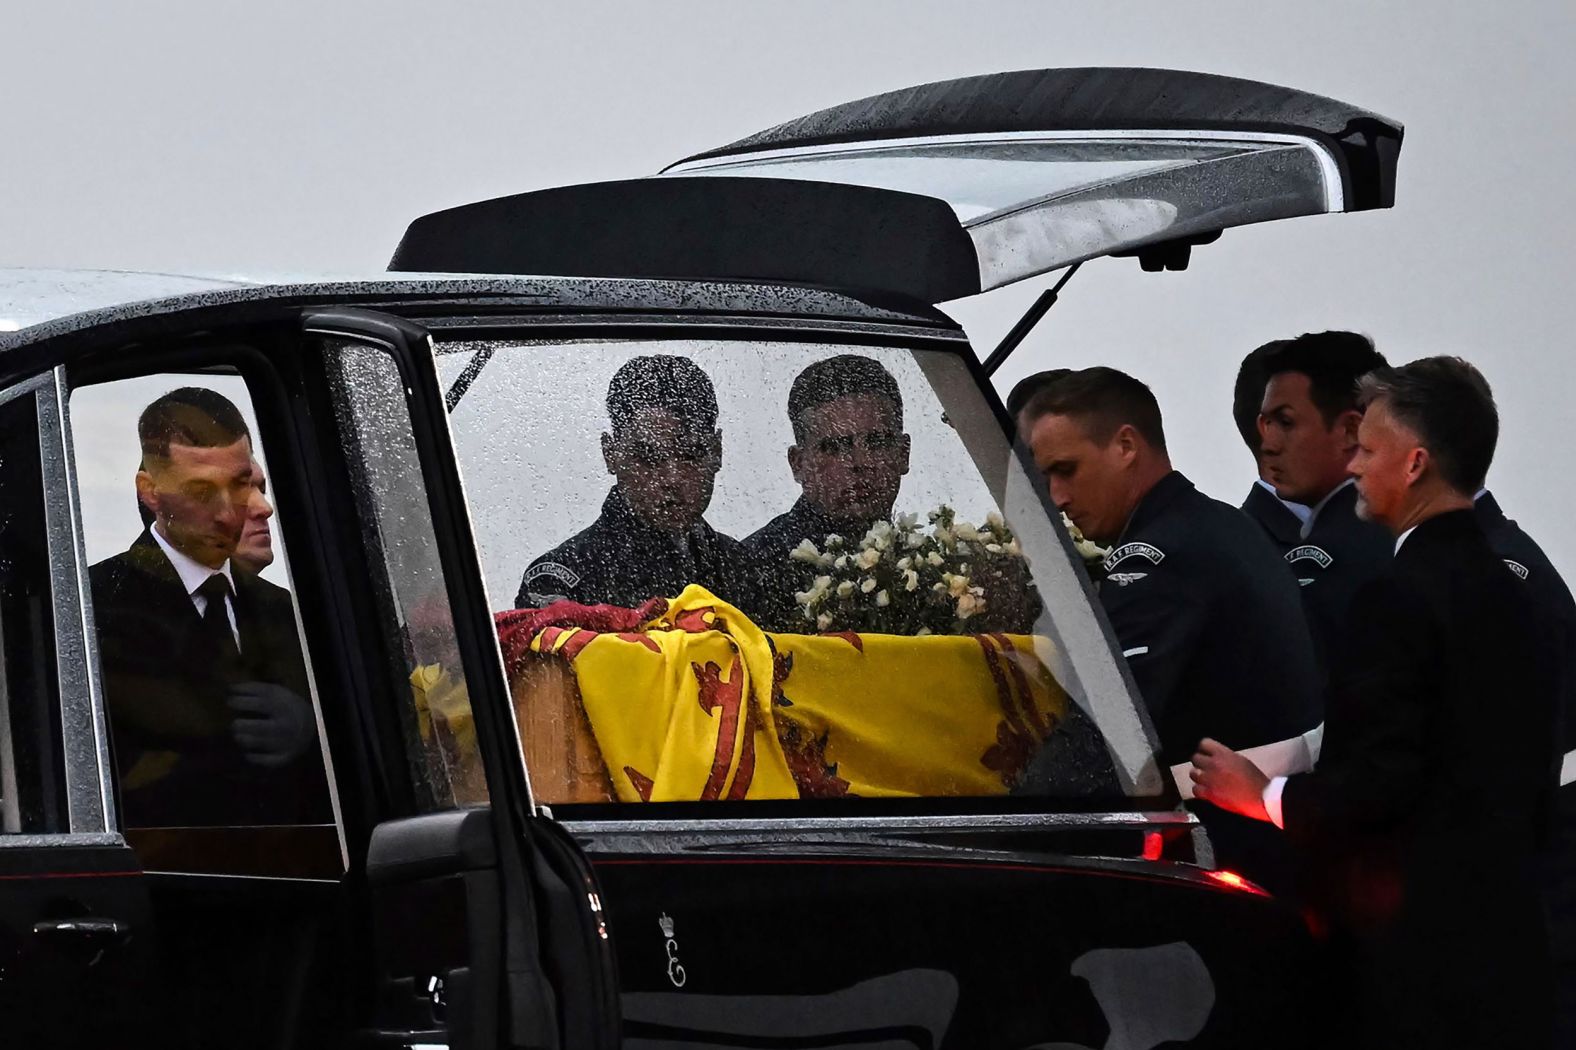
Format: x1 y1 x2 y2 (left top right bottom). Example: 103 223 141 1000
1263 776 1288 829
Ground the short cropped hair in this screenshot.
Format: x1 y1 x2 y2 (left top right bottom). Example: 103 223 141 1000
1358 356 1498 494
138 387 251 462
1021 366 1167 453
1233 342 1282 453
1006 368 1072 423
787 354 904 444
1260 331 1388 426
606 355 718 434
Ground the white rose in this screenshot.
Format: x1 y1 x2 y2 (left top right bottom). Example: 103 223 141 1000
825 534 844 547
955 522 981 542
856 548 882 570
1004 538 1022 557
915 626 932 637
897 556 912 571
790 539 823 564
926 551 944 568
985 543 1004 554
948 574 971 598
860 577 877 594
835 555 849 570
985 511 1005 530
905 531 926 549
875 590 890 607
836 580 855 598
956 592 985 618
816 612 833 630
903 569 919 592
934 525 954 546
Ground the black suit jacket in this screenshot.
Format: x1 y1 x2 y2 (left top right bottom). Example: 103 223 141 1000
1281 509 1556 1047
90 531 329 827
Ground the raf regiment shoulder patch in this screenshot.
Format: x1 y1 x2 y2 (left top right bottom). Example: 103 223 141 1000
1504 559 1531 581
1284 545 1334 569
523 561 581 589
1106 571 1148 587
1102 542 1165 573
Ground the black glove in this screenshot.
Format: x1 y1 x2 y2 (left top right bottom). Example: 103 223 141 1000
228 682 317 768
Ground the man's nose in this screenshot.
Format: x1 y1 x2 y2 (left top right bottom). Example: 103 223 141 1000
1048 479 1071 510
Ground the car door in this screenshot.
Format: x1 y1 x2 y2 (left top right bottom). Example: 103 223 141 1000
301 308 620 1050
0 370 161 1049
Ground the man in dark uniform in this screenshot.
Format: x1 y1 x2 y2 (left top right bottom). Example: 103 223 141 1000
1475 485 1576 1045
1255 332 1393 672
1233 342 1308 547
93 388 326 827
1021 367 1322 892
1194 358 1557 1049
744 355 911 628
515 355 759 612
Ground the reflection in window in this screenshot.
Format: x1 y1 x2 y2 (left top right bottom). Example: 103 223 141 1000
442 339 1157 808
73 376 332 830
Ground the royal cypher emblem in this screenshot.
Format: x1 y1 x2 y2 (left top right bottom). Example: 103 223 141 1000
1106 572 1148 587
1102 542 1165 573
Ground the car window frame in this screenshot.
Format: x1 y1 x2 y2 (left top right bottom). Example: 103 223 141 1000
425 315 1175 823
0 366 121 850
62 344 351 879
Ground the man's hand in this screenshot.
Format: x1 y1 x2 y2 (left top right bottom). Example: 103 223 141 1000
1190 737 1271 822
228 682 317 768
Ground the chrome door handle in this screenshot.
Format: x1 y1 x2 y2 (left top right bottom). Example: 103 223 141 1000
32 917 131 941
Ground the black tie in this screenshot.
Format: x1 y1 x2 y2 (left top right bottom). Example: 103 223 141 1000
196 573 241 672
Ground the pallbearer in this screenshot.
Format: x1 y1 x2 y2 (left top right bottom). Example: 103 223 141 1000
1253 332 1393 673
1020 367 1321 894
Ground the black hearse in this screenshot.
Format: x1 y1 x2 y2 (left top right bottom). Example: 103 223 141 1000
0 68 1399 1049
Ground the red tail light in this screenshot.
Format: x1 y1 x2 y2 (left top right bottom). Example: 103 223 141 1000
1142 831 1164 861
1204 869 1271 897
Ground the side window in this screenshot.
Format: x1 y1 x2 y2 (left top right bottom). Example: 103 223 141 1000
0 390 67 833
71 372 338 860
440 339 1158 811
326 339 489 810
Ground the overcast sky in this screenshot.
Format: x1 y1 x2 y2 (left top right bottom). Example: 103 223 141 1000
5 1 1575 569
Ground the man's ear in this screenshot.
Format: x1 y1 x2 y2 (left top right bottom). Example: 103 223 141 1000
708 429 723 468
1113 423 1141 465
1335 409 1363 449
1404 446 1430 487
600 432 616 475
135 469 158 519
897 433 912 476
787 444 805 484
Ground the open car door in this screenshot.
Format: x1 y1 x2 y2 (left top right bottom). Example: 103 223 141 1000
304 310 620 1050
390 67 1400 305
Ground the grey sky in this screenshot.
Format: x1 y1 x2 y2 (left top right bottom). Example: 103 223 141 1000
5 1 1575 568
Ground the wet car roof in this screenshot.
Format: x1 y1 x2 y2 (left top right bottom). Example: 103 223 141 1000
0 267 952 351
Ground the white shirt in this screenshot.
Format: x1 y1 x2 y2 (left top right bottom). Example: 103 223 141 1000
150 526 240 649
1256 478 1312 526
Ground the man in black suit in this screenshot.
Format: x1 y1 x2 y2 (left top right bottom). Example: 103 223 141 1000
1255 332 1394 674
1474 487 1576 1045
1193 357 1557 1048
1020 367 1322 893
94 388 326 827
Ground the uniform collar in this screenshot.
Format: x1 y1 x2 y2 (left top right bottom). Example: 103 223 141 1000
1474 489 1506 527
1299 477 1357 540
149 524 235 598
600 485 716 547
1122 470 1194 539
1256 478 1313 525
784 496 873 544
1394 507 1481 557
